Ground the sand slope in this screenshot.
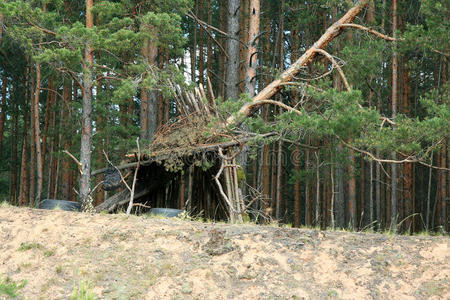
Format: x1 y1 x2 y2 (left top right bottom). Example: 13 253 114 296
0 207 449 299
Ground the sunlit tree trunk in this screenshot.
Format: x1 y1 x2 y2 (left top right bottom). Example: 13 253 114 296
79 0 94 210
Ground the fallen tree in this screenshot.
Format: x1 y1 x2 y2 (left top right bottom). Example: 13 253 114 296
226 0 372 125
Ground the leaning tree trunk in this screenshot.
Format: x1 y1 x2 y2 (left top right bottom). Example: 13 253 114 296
226 0 370 125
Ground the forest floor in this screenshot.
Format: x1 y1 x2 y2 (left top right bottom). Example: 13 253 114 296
0 206 449 300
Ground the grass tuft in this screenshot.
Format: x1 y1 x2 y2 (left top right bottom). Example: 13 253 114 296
71 280 96 300
0 276 26 298
18 242 44 251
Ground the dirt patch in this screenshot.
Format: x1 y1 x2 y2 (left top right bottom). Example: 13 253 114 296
0 207 449 299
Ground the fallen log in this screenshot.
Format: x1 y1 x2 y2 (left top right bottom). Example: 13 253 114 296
95 185 151 213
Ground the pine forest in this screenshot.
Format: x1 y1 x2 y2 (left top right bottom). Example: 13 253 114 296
0 0 448 234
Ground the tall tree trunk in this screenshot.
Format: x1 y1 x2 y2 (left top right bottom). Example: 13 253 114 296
42 79 54 166
292 2 301 227
225 0 240 100
401 60 414 232
61 79 72 200
19 78 30 206
440 141 447 231
294 145 301 227
47 85 58 199
33 62 44 205
347 149 357 229
9 98 19 204
359 159 365 227
238 0 249 95
0 74 6 161
315 152 320 226
330 155 335 229
0 13 3 45
29 75 36 206
80 0 94 210
198 0 205 87
141 36 158 140
206 0 213 88
275 133 283 220
244 0 260 96
390 0 398 232
217 1 226 97
305 145 312 226
95 80 105 206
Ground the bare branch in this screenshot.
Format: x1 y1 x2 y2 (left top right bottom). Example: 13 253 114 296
126 138 141 216
63 150 82 174
342 140 450 171
26 20 56 36
214 148 238 213
244 99 303 116
313 48 351 91
339 23 395 41
103 150 132 192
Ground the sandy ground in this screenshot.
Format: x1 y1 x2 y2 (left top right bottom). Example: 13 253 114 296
0 206 449 300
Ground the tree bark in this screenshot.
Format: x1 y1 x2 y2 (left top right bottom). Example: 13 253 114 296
0 74 6 161
9 97 19 204
347 148 357 229
198 0 205 87
61 79 72 200
19 77 30 206
440 141 447 231
390 0 398 232
33 62 44 205
0 13 3 45
79 0 94 210
305 144 312 226
225 0 240 100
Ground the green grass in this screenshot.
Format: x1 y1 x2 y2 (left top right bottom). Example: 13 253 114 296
71 280 96 300
0 276 26 298
18 242 44 251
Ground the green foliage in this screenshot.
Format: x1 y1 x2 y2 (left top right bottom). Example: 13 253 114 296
402 0 449 56
0 276 26 298
71 280 96 300
18 242 44 251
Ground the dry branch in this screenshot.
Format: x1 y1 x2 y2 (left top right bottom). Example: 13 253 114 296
126 137 141 216
63 150 82 174
339 23 396 41
313 48 351 91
